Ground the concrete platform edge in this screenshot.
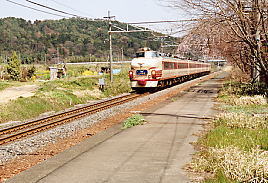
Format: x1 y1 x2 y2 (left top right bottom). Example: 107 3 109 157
5 124 123 183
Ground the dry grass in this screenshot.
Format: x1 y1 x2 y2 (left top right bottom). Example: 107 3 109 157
190 69 268 182
191 147 268 183
229 95 267 106
216 112 268 129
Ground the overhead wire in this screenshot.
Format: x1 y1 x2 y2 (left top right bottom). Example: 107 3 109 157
6 0 187 40
48 0 95 18
127 19 200 25
25 0 80 17
5 0 67 18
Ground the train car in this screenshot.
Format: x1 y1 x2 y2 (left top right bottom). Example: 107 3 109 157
129 48 211 91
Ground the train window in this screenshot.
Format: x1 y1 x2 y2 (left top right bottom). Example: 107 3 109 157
145 51 159 58
171 63 174 69
164 62 169 69
164 62 174 69
174 63 178 69
179 63 187 68
136 52 145 58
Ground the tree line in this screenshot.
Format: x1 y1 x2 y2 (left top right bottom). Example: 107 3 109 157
0 17 174 64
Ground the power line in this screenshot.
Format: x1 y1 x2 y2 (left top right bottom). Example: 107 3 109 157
127 19 200 25
48 0 95 18
6 0 67 18
25 0 80 17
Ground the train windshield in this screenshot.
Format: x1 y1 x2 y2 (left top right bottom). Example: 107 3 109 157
136 51 159 58
136 52 145 58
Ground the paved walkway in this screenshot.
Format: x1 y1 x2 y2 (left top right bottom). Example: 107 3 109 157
6 73 224 183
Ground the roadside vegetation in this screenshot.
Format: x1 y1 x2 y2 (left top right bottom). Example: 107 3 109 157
0 64 131 124
0 82 11 91
189 70 268 183
122 114 145 129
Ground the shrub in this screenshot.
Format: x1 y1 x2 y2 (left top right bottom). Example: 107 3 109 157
122 114 145 129
7 52 21 81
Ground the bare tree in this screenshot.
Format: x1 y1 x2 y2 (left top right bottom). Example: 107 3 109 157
168 0 268 84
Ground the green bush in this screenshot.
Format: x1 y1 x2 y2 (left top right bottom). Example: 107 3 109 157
7 52 21 81
122 114 145 129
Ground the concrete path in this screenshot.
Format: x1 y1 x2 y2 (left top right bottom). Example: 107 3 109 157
6 73 225 183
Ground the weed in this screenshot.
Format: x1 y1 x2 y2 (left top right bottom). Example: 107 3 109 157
122 114 145 129
221 104 268 114
0 88 90 123
200 126 268 151
216 112 268 129
0 65 131 124
192 147 268 182
0 82 10 91
222 81 268 96
190 78 268 182
204 171 238 183
103 69 131 97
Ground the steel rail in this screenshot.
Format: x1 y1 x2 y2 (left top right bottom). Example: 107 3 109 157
0 94 138 136
0 93 141 145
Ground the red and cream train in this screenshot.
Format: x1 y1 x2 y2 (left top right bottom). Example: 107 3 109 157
129 48 211 91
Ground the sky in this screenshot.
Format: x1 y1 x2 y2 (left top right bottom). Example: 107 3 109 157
0 0 187 35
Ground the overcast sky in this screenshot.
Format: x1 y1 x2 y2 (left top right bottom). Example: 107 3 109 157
0 0 187 34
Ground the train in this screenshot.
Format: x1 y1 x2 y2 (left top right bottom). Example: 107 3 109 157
129 48 211 91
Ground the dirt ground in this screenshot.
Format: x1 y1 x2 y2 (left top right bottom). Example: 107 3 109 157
0 85 38 104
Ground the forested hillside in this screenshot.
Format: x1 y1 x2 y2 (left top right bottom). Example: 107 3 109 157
0 17 171 64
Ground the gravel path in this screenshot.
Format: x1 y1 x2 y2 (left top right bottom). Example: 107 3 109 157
0 74 216 165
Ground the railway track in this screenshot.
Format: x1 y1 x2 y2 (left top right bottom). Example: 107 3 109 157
0 93 142 145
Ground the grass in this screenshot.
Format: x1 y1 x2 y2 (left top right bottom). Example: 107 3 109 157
0 66 132 124
39 77 98 92
122 114 145 129
103 68 132 97
197 147 268 183
0 81 10 91
204 172 238 183
189 76 268 182
0 89 91 123
221 104 268 114
200 126 268 151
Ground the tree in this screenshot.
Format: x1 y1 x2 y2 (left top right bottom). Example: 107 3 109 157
169 0 268 85
7 52 21 81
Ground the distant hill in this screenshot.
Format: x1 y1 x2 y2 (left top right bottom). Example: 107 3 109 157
0 17 177 64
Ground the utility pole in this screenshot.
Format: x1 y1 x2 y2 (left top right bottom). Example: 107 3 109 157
121 47 124 61
57 47 60 64
44 53 47 65
103 11 150 81
104 11 115 82
161 38 164 53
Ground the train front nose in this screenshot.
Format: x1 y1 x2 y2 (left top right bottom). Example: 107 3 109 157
138 80 147 86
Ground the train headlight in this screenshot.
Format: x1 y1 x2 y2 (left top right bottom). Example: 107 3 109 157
151 70 156 78
129 71 134 79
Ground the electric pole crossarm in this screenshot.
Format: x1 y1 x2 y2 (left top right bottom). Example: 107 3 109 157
112 25 126 31
109 30 151 33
